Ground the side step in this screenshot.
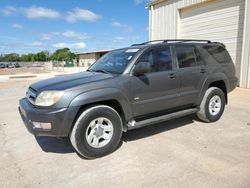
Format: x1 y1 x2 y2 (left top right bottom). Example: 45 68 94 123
127 108 198 130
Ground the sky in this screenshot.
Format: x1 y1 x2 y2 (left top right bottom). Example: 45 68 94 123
0 0 149 54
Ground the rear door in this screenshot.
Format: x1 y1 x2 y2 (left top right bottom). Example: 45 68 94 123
129 46 180 117
174 45 208 105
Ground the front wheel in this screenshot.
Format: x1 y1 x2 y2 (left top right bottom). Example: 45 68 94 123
70 105 123 159
197 87 226 122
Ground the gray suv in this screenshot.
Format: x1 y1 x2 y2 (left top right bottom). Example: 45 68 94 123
19 40 238 159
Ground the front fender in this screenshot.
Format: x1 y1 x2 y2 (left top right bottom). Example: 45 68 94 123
69 88 133 122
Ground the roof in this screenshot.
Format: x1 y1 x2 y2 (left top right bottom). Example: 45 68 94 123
148 0 166 6
76 49 111 55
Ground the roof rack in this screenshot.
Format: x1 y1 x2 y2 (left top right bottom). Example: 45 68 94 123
131 39 212 46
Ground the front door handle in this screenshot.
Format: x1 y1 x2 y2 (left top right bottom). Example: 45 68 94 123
168 73 176 79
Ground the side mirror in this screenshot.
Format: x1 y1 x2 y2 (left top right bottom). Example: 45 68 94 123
133 61 151 76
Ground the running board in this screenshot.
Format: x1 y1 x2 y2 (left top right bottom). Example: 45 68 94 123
127 108 198 130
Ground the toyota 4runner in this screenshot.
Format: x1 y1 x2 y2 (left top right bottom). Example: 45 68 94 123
19 39 238 159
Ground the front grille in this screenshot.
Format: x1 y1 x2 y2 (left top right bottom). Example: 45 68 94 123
26 87 37 105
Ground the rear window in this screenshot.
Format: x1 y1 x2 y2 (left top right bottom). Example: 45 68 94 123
204 45 232 64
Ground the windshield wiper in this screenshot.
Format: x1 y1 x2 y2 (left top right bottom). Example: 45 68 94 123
92 69 111 74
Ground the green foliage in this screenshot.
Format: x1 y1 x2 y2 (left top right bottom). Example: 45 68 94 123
0 49 76 62
2 53 20 62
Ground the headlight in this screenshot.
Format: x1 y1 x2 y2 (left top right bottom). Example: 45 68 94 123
35 91 64 107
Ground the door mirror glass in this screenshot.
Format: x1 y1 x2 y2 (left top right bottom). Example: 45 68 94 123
133 61 151 76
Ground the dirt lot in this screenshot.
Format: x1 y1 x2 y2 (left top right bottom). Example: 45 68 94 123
0 79 250 188
0 67 49 75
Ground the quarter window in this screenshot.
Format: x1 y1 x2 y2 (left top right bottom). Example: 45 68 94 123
204 45 231 64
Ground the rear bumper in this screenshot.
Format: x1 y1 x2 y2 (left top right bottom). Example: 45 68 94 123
229 77 238 92
19 98 79 137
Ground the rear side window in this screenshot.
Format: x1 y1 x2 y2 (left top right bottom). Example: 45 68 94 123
175 46 197 68
204 45 231 64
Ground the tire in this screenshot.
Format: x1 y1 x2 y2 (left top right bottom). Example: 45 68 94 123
70 105 123 159
196 87 226 123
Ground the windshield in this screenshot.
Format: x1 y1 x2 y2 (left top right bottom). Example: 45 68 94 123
88 48 140 74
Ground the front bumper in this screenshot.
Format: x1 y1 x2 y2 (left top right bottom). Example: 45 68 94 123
19 98 79 137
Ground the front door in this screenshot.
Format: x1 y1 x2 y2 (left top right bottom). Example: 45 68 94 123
129 46 179 118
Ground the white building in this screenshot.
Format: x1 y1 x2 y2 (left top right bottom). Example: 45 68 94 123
148 0 250 88
76 50 110 67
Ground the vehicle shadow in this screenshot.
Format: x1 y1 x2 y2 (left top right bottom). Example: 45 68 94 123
122 114 196 142
35 136 75 153
35 114 197 155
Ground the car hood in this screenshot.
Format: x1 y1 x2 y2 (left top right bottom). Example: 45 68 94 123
30 71 114 92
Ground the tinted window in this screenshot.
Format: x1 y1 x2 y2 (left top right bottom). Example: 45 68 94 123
204 45 231 64
175 46 197 68
194 48 205 66
137 47 172 73
89 49 139 74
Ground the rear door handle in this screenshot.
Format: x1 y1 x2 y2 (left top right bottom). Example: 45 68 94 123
168 73 176 79
200 68 206 74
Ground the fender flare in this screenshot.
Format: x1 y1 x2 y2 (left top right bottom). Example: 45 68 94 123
69 88 133 123
197 72 229 104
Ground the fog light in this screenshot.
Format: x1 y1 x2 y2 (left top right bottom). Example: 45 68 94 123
33 122 52 130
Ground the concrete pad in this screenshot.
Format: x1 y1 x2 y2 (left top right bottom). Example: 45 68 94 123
0 80 249 188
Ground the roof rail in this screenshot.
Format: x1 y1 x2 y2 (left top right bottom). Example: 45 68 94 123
131 39 212 46
131 40 166 46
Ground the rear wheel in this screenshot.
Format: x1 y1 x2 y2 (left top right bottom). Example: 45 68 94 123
197 87 226 122
70 105 123 159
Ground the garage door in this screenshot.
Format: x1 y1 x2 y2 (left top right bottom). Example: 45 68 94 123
179 0 245 78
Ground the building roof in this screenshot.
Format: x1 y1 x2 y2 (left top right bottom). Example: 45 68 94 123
148 0 166 6
76 49 111 55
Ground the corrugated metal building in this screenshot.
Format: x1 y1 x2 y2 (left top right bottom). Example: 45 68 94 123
76 50 110 67
148 0 250 88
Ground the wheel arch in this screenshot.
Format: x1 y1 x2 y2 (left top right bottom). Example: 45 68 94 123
208 81 228 104
68 88 133 132
198 73 229 105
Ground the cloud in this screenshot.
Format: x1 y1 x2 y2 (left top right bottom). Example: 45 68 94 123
114 37 125 40
1 6 16 15
1 6 101 23
134 0 146 5
52 42 86 49
66 8 101 23
22 6 61 19
111 21 133 32
112 21 123 27
40 31 90 41
12 23 23 29
41 33 53 41
62 31 90 40
31 41 44 47
41 32 60 41
113 36 125 43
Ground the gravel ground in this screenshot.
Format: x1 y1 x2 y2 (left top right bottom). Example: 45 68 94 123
0 67 49 75
0 79 250 188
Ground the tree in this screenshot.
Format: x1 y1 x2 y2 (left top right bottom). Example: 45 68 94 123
0 54 3 62
3 53 20 62
50 48 76 61
0 48 76 62
36 51 47 61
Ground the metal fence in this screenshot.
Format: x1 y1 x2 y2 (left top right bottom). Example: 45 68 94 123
1 61 88 72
